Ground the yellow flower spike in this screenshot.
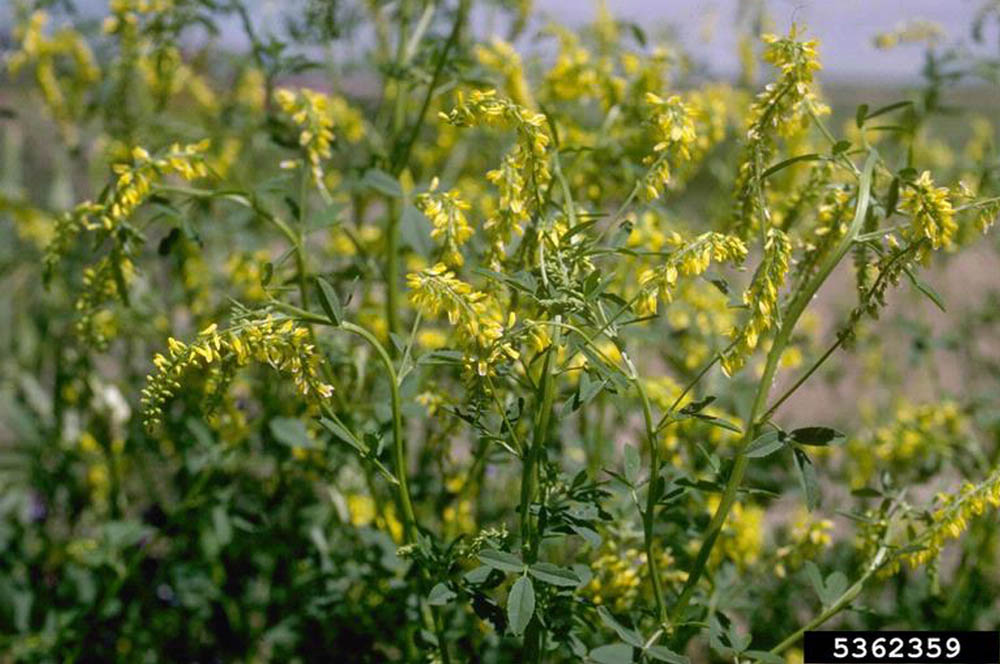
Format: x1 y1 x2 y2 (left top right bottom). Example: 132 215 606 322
902 171 956 252
635 232 747 317
415 183 474 267
440 90 551 266
141 316 333 430
722 228 791 376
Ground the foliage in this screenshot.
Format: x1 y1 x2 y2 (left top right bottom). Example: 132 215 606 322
2 0 1000 662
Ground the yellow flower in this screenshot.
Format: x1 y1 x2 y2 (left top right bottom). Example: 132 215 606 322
440 90 550 266
274 87 343 199
141 315 333 429
902 170 956 251
635 232 747 316
641 93 698 201
416 178 474 266
406 264 518 376
722 228 792 376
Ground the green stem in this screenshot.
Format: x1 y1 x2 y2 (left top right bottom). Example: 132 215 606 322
386 197 402 339
273 303 449 663
634 378 669 625
339 320 417 539
670 151 877 627
519 317 562 664
763 538 891 660
295 166 310 309
520 318 562 561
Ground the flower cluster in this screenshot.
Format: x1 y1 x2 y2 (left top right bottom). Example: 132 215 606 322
44 142 210 344
902 171 957 251
275 87 337 198
141 317 334 429
406 264 518 376
104 143 211 229
874 20 945 50
635 232 748 317
756 27 825 139
845 400 967 486
774 510 835 578
75 256 135 347
440 90 551 265
8 11 99 146
900 469 1000 569
44 141 210 277
641 93 698 201
733 27 826 236
707 498 765 570
415 178 474 267
722 228 792 376
474 38 535 110
586 545 685 613
542 27 617 105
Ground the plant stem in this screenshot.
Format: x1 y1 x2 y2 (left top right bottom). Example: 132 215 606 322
763 541 890 660
519 316 562 664
338 321 417 538
634 378 669 625
670 151 877 628
386 198 402 340
272 304 449 663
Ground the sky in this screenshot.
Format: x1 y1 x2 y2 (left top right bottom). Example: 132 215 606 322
531 0 998 83
3 0 997 84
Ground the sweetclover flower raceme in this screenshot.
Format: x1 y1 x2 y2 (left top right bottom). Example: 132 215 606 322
733 26 827 237
901 170 957 252
415 177 474 267
44 140 211 280
635 232 748 317
439 89 551 266
900 469 1000 569
275 87 337 199
141 317 334 429
641 92 698 201
722 227 793 376
406 263 518 377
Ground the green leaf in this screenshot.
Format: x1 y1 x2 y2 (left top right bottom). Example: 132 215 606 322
885 176 901 215
624 444 640 485
318 417 365 453
832 140 851 155
679 395 716 415
596 606 644 648
645 645 688 663
865 100 913 121
400 203 432 254
315 277 343 326
789 427 845 446
855 103 869 128
905 271 947 312
825 571 848 601
269 417 316 449
761 153 822 179
589 643 634 664
463 565 493 584
528 562 580 587
570 524 602 547
362 168 402 197
427 583 456 606
803 561 826 601
478 549 525 573
744 430 786 458
507 575 535 636
744 650 784 664
793 448 821 511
